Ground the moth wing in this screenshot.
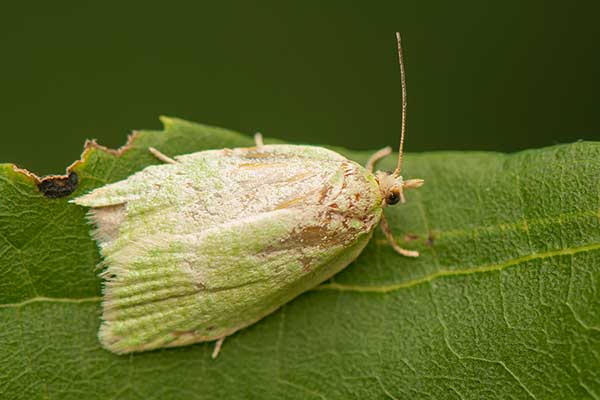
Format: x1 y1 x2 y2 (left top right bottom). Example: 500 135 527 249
74 145 356 249
73 163 184 208
174 144 348 163
99 206 367 354
76 144 382 353
75 144 347 209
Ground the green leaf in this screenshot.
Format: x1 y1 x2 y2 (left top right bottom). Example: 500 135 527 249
1 117 599 399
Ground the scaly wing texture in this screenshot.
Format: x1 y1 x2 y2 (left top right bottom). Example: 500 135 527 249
75 145 362 244
74 144 382 353
98 209 375 353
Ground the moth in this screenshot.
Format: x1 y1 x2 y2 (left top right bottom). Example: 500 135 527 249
74 33 423 358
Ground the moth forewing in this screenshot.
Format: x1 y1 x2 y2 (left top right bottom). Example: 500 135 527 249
74 32 424 356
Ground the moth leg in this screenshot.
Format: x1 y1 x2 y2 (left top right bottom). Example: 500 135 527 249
380 214 419 257
149 147 178 164
254 132 264 148
366 146 392 172
211 337 226 359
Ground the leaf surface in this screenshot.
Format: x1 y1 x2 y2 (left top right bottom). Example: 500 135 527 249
1 118 599 399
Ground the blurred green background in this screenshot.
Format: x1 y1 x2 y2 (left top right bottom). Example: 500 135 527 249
1 1 598 175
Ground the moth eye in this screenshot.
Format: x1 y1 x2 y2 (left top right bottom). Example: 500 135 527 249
386 192 400 205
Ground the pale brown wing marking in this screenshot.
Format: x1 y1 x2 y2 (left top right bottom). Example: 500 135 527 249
88 204 126 245
274 196 307 210
238 162 287 170
286 172 313 183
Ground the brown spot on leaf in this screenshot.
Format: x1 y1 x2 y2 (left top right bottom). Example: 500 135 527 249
426 232 436 246
37 172 79 198
404 234 420 242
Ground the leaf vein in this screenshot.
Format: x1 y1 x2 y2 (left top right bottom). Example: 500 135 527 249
0 296 102 308
316 242 600 293
276 378 327 400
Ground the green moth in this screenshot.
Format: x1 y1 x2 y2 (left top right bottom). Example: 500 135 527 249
73 33 423 358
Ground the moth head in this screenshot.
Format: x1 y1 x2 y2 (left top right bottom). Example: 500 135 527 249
376 171 424 206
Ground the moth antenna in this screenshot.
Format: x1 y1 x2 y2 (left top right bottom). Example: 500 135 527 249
393 32 407 177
